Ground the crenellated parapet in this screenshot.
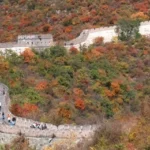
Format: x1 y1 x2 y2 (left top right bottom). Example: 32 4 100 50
0 83 99 141
0 34 54 55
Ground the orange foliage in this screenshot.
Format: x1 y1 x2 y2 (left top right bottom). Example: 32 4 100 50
22 103 39 116
19 0 26 5
58 108 71 118
0 60 9 71
50 79 58 87
35 81 48 90
91 48 102 57
21 48 35 63
91 9 97 15
94 46 107 53
135 83 143 90
9 80 17 88
75 98 85 110
80 15 91 23
11 103 39 117
11 104 22 116
64 26 72 33
73 88 84 96
143 50 149 55
20 18 31 27
69 46 78 54
113 43 125 51
111 81 120 93
94 37 104 45
134 2 149 13
42 24 53 32
105 89 115 98
131 12 148 20
126 143 136 150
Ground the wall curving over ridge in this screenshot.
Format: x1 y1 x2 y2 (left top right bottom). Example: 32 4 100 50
65 21 150 50
0 83 99 149
0 21 150 53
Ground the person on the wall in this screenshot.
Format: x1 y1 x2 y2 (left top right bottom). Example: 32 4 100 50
3 88 5 95
2 112 5 120
0 102 1 111
11 117 16 126
7 114 11 123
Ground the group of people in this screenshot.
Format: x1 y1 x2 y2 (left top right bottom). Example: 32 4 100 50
0 102 16 126
7 114 16 125
30 123 47 130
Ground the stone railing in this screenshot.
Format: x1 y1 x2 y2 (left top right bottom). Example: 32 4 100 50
0 83 99 139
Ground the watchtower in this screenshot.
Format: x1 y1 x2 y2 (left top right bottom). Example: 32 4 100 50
17 34 53 47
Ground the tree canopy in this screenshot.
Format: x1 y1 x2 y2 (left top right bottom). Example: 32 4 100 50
116 19 141 41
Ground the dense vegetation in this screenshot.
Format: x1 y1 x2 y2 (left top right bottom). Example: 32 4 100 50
0 0 150 42
0 0 150 149
0 36 149 126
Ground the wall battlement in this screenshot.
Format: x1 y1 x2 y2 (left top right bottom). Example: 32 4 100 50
0 34 54 54
0 83 99 140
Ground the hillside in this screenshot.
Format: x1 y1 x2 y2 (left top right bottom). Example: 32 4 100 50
0 0 150 149
0 0 150 42
0 37 149 124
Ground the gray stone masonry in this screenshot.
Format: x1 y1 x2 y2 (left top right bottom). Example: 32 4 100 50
0 83 99 149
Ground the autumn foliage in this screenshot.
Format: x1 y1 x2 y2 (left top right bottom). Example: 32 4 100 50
69 46 78 54
11 103 39 117
21 48 35 63
75 98 85 110
58 107 71 119
0 0 150 43
35 81 48 91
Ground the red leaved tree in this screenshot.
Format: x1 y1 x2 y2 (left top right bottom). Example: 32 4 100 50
75 98 85 110
35 81 48 91
21 48 35 63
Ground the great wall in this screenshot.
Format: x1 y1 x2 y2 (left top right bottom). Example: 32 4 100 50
0 21 150 54
0 21 150 149
0 83 98 150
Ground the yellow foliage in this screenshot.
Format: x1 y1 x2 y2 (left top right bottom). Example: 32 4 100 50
131 12 148 20
112 36 118 43
43 147 53 150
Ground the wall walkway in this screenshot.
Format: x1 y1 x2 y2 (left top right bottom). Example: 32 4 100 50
65 21 150 50
0 83 99 149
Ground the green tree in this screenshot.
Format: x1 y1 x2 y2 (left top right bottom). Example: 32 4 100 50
41 46 67 59
116 19 141 41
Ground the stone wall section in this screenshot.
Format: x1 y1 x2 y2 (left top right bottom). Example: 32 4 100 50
0 83 99 150
65 21 150 49
0 21 150 53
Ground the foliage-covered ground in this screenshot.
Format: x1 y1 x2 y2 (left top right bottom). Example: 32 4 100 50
0 37 149 125
0 0 150 42
90 115 150 150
